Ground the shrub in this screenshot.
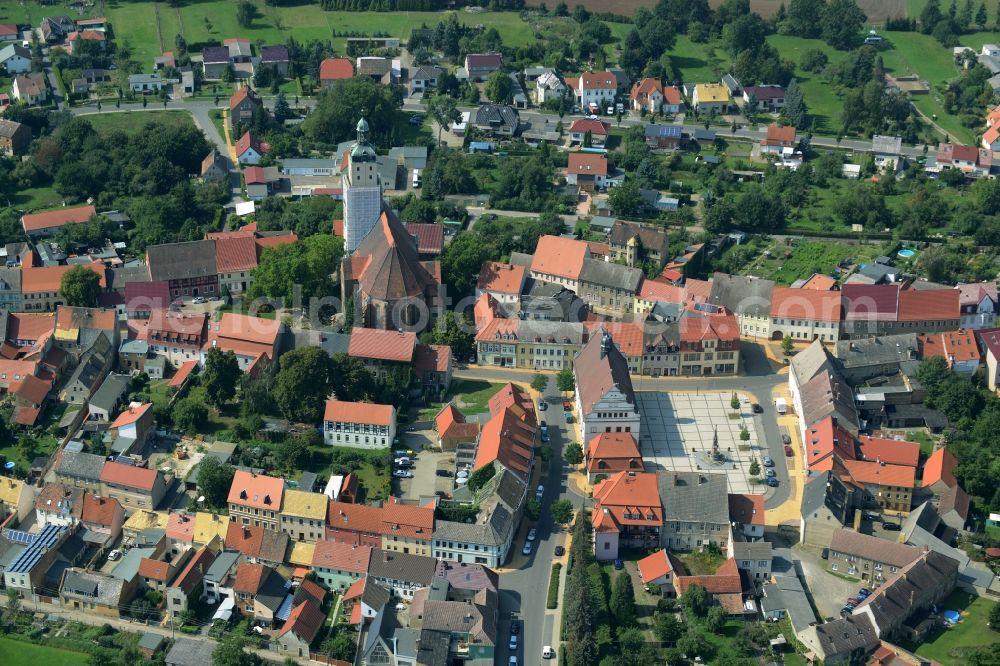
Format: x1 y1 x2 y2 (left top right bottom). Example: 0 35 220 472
546 563 562 609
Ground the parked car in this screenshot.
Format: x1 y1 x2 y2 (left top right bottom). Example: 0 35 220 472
527 527 537 541
540 430 549 443
752 403 763 414
765 468 776 478
766 477 779 487
538 400 547 411
847 597 860 606
613 559 624 570
511 619 521 635
762 455 774 467
409 114 423 125
394 456 411 466
509 634 518 651
821 548 829 560
859 588 871 597
522 542 532 556
564 412 573 423
543 646 555 660
554 546 565 557
540 424 549 437
535 485 544 501
435 469 452 477
883 523 901 531
563 401 572 411
394 470 413 478
782 433 791 445
784 445 794 457
509 657 518 666
192 296 206 304
107 549 121 561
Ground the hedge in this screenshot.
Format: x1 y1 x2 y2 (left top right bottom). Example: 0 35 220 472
546 563 562 609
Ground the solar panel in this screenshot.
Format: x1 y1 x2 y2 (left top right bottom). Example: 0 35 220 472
2 529 36 546
7 524 65 574
113 455 135 466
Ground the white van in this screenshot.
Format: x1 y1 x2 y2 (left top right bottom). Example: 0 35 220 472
411 168 422 188
775 397 787 415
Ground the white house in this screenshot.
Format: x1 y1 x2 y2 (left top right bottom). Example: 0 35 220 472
0 44 31 74
11 73 46 105
534 70 565 105
323 399 396 449
574 329 640 447
128 73 162 93
957 282 997 329
570 71 618 112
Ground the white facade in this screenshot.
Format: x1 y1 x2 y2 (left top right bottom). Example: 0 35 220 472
0 52 30 74
323 413 396 449
961 296 996 329
342 156 382 254
576 387 641 449
770 316 839 343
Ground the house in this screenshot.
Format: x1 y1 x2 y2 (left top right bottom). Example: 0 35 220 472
413 343 453 393
323 400 396 449
356 56 393 83
229 86 263 124
311 539 372 591
920 329 981 377
729 493 765 540
164 545 215 619
827 529 922 584
568 71 618 112
226 523 289 566
100 461 168 511
434 404 480 450
644 123 683 149
566 152 610 191
0 23 18 42
872 135 904 172
367 549 436 598
609 220 670 269
978 327 1000 390
574 328 640 445
464 53 503 81
201 46 231 80
592 471 662 560
60 569 138 619
707 273 775 339
202 312 285 371
629 78 665 113
66 30 105 55
275 596 325 658
0 476 32 522
227 469 284 531
55 450 106 493
760 123 796 154
533 69 565 105
128 73 162 93
319 57 353 87
404 222 444 259
658 471 730 551
232 562 287 622
567 117 609 146
259 45 289 76
770 287 842 343
409 65 441 94
473 104 519 136
476 262 526 309
585 432 643 483
797 614 880 666
720 73 743 97
40 16 75 44
934 143 993 178
742 85 785 112
691 83 730 114
21 204 97 238
673 557 744 613
730 540 772 580
33 483 84 527
243 165 280 201
235 131 264 165
0 118 30 156
958 283 997 329
637 549 674 591
201 150 228 181
0 44 31 74
110 401 155 451
87 373 130 422
59 333 114 406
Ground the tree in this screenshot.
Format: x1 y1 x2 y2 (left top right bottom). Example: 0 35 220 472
610 572 637 626
654 612 683 644
567 631 599 666
173 398 208 435
467 463 497 493
275 437 310 472
330 352 376 402
531 374 549 392
749 459 761 476
551 499 574 524
730 392 740 410
922 0 943 32
784 0 827 38
821 0 866 49
303 76 402 147
781 335 794 355
705 605 726 633
607 178 643 217
989 601 1000 630
977 1 988 28
425 311 476 363
197 456 235 509
439 232 495 296
273 91 291 123
557 367 576 393
249 235 344 305
202 347 241 407
274 347 336 423
782 78 807 129
682 583 709 617
564 442 584 465
16 433 36 462
235 1 257 28
525 497 542 521
740 425 750 442
323 632 357 661
484 69 514 104
213 634 263 666
427 93 460 145
677 629 712 663
60 265 102 307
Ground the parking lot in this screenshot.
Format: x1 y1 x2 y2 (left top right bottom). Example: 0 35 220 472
794 543 867 620
393 424 470 501
637 391 765 495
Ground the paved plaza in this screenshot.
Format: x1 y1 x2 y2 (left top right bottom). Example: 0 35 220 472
636 391 764 495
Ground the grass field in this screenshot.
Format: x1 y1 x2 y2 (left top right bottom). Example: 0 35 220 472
742 239 883 285
82 110 197 135
0 637 89 666
452 379 508 416
768 35 853 133
668 36 730 83
903 591 1000 665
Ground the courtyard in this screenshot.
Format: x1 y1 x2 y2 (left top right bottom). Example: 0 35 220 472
636 391 764 495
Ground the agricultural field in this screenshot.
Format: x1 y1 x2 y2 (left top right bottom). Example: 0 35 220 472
0 637 89 666
735 238 884 286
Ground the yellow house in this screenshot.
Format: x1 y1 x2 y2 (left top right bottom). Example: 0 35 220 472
288 541 317 568
280 490 327 543
194 512 230 546
692 83 731 114
122 510 169 545
0 477 32 523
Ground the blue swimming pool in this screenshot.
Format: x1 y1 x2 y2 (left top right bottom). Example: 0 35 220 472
897 248 915 258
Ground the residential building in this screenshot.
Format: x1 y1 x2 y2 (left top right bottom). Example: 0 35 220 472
568 71 618 111
729 493 765 540
770 287 842 342
260 45 289 76
629 78 665 113
528 235 589 292
472 104 519 136
202 312 285 372
476 261 527 309
229 86 263 124
742 85 785 111
100 462 168 511
637 549 674 592
12 73 46 105
165 546 215 619
367 549 436 598
233 562 287 622
0 118 29 156
658 471 730 551
227 470 284 531
730 540 773 580
609 220 670 269
567 117 609 146
60 569 138 619
87 373 130 422
644 123 683 149
979 327 1000 390
797 614 879 666
920 329 981 377
464 53 503 81
800 471 854 548
235 131 263 165
576 260 642 317
21 204 97 238
274 595 325 658
434 404 480 450
934 143 993 177
760 123 796 154
872 135 903 172
146 240 218 299
280 489 327 543
128 74 162 93
225 523 288 567
672 557 743 613
691 83 730 114
574 328 640 445
566 152 610 191
585 432 643 483
592 471 662 560
319 57 353 87
409 65 441 93
380 497 434 557
201 150 227 181
827 529 921 583
707 272 775 339
311 539 372 592
958 282 997 328
55 451 106 493
533 69 565 104
323 400 396 449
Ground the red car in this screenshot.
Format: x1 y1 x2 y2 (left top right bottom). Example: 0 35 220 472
784 445 794 457
563 401 572 411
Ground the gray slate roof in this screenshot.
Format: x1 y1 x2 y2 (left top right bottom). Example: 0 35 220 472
474 104 519 131
165 637 206 666
708 272 775 318
88 373 130 413
57 451 106 482
811 614 879 658
146 240 217 281
657 471 729 524
368 549 436 586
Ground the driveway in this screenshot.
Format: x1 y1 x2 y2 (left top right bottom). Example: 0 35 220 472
396 449 456 500
794 543 864 620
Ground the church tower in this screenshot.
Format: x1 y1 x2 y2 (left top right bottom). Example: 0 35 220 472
343 118 383 254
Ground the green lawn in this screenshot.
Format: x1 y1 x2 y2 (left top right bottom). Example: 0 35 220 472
767 35 853 133
13 186 63 211
0 637 89 666
903 591 1000 665
673 550 726 576
82 110 198 135
209 109 228 145
667 36 730 83
451 380 511 415
744 239 883 286
906 431 937 457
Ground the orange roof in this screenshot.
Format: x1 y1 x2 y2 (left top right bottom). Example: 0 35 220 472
684 278 713 302
487 382 535 420
922 448 957 488
172 546 215 593
474 407 535 476
663 85 683 105
770 287 842 321
567 152 608 176
414 344 450 375
110 402 151 428
0 359 40 385
728 493 765 526
762 123 796 146
347 328 416 362
679 313 740 344
100 461 158 491
477 261 526 294
856 435 920 467
585 432 642 474
11 374 50 405
805 416 856 472
166 511 196 542
676 557 742 595
277 600 325 642
8 313 56 342
228 86 260 112
21 204 96 232
138 557 170 582
215 312 282 346
801 273 837 291
637 279 685 303
530 235 589 281
233 561 267 594
22 262 106 294
169 359 198 388
637 549 673 584
842 459 916 488
381 496 434 538
324 400 394 426
254 232 298 251
311 539 372 574
985 124 1000 146
568 118 609 135
215 235 259 273
592 471 662 533
227 469 283 509
630 78 663 98
920 329 980 364
320 57 354 81
54 306 116 334
897 288 958 322
580 71 617 89
987 106 1000 127
80 494 121 526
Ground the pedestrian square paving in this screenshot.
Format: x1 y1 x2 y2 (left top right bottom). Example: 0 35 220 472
636 391 764 495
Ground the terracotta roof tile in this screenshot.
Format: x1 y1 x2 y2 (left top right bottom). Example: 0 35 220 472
637 549 673 584
675 557 741 594
727 493 765 527
348 328 416 362
592 471 662 533
567 152 608 176
762 123 796 146
530 235 589 281
80 493 121 526
324 400 394 426
404 223 444 255
21 205 96 233
770 287 842 321
922 448 957 488
842 459 915 488
568 118 609 135
320 57 354 80
227 469 283 509
311 539 372 574
100 461 158 491
897 288 958 322
856 435 920 467
110 402 151 428
585 432 642 475
477 261 525 294
216 235 259 273
22 262 106 294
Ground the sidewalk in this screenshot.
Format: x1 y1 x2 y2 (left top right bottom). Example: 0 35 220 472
221 109 237 164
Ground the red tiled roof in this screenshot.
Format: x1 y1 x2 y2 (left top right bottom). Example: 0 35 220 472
592 471 662 533
11 374 50 405
585 432 642 475
169 359 198 388
80 494 121 526
567 152 608 176
568 118 609 135
233 561 267 594
637 549 673 584
856 435 920 467
801 273 836 291
278 600 325 642
770 287 842 321
474 407 535 476
637 279 684 303
215 235 259 273
728 493 765 526
487 382 535 421
477 261 525 294
347 328 416 362
663 85 683 105
842 284 899 321
805 416 856 472
255 232 298 251
320 57 354 81
630 78 662 98
215 312 282 346
922 448 957 488
100 461 158 491
229 86 260 112
675 557 741 595
920 329 980 364
897 288 958 322
166 511 195 543
227 469 283 509
530 235 589 281
7 313 55 342
324 400 394 426
243 166 266 184
679 314 739 344
842 459 916 488
172 546 215 594
762 123 796 146
312 539 372 574
235 131 263 158
580 71 617 89
414 343 450 375
0 24 17 37
21 204 96 232
404 223 444 255
22 262 106 294
139 557 170 582
110 402 151 428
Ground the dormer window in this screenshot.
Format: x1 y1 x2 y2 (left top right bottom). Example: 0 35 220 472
239 490 247 500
